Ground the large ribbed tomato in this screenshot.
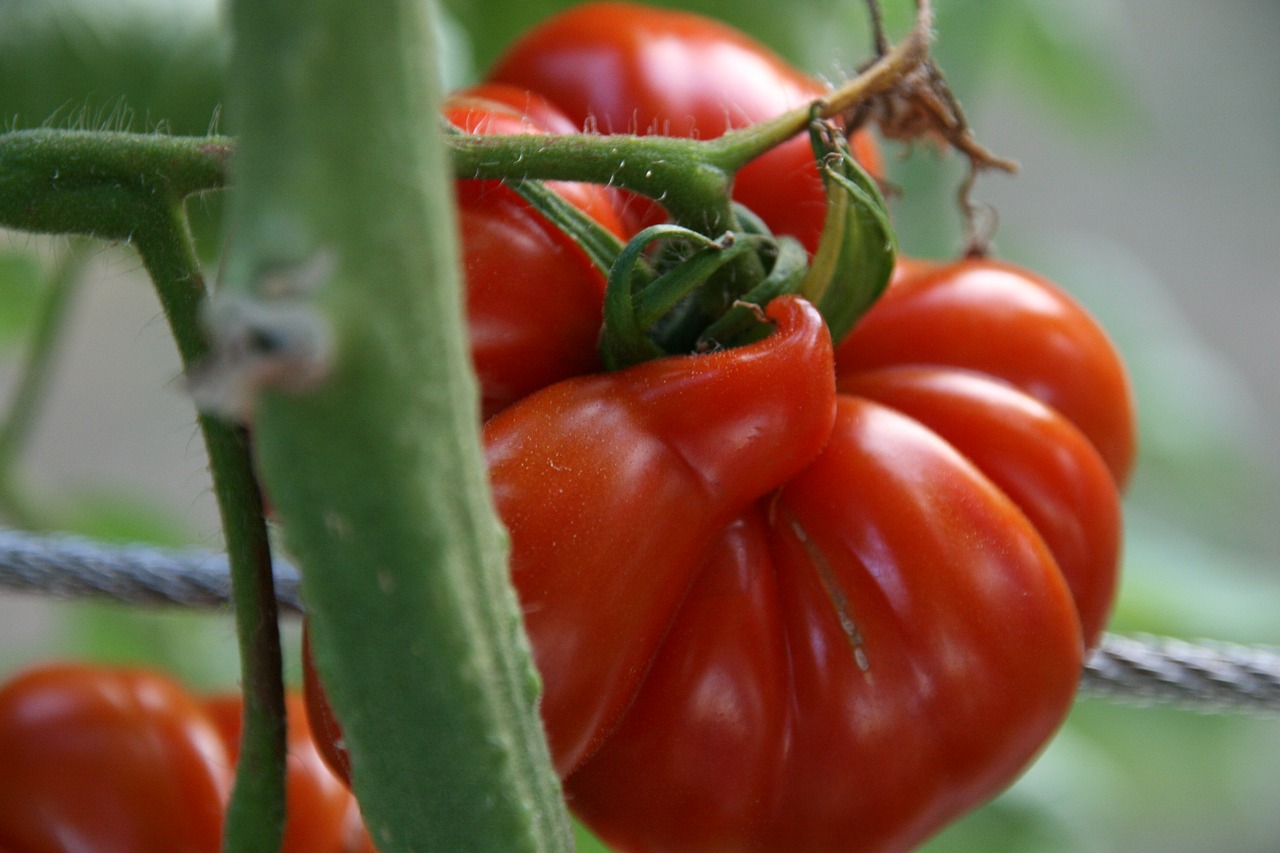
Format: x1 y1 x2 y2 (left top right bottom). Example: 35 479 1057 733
308 282 1131 851
564 264 1130 852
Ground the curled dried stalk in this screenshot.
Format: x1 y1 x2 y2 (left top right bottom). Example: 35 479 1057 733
853 0 1017 256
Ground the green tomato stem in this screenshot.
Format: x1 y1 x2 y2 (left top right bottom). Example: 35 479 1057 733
448 129 737 234
130 201 288 853
220 0 571 851
0 130 230 238
703 9 933 176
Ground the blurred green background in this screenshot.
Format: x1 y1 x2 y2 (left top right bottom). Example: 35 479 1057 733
1 0 1278 850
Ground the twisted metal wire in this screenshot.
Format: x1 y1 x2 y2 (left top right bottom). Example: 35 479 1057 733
0 528 304 614
3 527 1280 714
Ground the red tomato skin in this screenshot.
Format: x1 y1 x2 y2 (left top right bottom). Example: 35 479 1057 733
835 257 1137 488
486 1 881 252
841 366 1121 647
204 693 361 853
567 396 1084 853
0 664 230 853
302 624 352 785
484 295 836 774
443 90 627 420
562 508 792 851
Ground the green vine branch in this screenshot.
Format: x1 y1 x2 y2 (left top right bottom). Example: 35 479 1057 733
0 128 286 852
0 130 230 239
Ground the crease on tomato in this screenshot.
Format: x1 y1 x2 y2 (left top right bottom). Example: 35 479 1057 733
783 511 872 676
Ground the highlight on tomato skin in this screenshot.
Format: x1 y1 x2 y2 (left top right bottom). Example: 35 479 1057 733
0 663 373 853
835 257 1138 489
485 0 882 252
0 663 231 853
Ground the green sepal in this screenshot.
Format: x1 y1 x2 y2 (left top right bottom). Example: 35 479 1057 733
509 179 628 278
600 224 757 371
800 115 897 344
697 235 808 350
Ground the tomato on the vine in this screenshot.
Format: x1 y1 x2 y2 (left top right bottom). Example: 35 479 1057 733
302 5 1135 850
307 272 1132 851
530 254 1133 852
0 663 370 853
486 1 881 252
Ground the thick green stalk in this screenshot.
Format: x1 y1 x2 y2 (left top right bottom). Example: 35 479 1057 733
220 1 571 851
448 130 735 233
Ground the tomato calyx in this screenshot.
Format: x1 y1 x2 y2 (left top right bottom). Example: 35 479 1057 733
800 115 897 344
596 119 896 371
599 222 784 370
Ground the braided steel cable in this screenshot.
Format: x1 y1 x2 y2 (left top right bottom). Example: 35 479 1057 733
0 528 303 613
3 527 1280 713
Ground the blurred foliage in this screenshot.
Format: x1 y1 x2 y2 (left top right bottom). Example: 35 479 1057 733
0 250 48 350
0 0 1277 851
0 0 226 135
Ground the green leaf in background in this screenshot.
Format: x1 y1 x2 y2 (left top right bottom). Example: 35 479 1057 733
930 0 1142 135
55 488 199 548
0 0 227 135
59 602 241 690
925 699 1280 853
0 250 48 350
1114 509 1280 643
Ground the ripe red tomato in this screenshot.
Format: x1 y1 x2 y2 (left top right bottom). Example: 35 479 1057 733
445 87 629 419
0 663 369 853
0 663 229 853
308 285 1128 851
835 257 1137 489
486 1 882 252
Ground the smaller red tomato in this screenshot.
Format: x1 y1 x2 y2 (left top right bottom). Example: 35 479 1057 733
0 663 230 853
0 663 373 853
